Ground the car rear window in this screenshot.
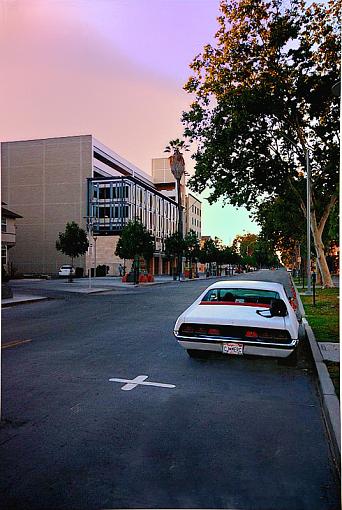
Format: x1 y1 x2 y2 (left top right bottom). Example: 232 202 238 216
201 288 280 306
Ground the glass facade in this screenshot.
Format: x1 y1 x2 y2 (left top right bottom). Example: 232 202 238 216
87 177 178 243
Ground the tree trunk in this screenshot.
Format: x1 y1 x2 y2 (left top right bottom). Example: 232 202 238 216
310 210 334 288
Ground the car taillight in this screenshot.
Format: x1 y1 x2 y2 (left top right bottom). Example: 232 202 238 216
259 329 289 339
245 330 258 338
182 325 194 333
194 326 208 334
207 328 221 336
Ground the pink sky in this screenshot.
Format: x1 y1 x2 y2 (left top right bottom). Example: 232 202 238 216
0 0 259 244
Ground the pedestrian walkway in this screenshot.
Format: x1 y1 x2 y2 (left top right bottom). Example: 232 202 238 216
318 342 340 363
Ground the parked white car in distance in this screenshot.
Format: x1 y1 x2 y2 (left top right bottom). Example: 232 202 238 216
174 280 300 360
58 265 75 277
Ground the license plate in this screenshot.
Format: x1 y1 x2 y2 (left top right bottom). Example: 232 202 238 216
222 343 244 355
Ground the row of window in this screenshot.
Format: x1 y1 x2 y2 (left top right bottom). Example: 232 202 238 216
191 205 201 216
93 185 129 200
89 180 179 238
91 183 177 221
191 217 201 228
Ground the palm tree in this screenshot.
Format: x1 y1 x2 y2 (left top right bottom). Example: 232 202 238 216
164 139 190 278
164 138 190 154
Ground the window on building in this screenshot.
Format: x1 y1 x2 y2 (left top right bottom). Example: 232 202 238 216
98 207 110 218
1 217 7 233
2 244 7 266
101 187 113 200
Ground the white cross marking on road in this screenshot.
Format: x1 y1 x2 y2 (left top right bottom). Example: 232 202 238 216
109 375 176 391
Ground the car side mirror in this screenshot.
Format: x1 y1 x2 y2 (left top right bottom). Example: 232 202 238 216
270 299 288 317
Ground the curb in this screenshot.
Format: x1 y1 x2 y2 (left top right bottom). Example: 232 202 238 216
1 296 50 307
292 281 340 473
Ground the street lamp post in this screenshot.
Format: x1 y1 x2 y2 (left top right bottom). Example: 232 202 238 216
305 149 312 295
93 235 97 278
282 134 312 294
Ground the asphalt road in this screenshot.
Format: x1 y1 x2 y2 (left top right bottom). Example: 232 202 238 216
1 269 340 509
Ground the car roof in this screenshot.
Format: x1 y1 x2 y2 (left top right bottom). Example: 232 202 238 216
207 280 285 292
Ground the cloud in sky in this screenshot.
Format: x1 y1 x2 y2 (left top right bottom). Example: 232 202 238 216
0 0 259 244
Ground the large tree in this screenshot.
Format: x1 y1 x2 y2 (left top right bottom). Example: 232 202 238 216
183 0 340 286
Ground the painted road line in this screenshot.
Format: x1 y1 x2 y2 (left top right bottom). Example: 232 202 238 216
2 339 32 349
109 375 176 391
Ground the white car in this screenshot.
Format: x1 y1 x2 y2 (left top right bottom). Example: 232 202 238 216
58 265 75 277
174 280 299 359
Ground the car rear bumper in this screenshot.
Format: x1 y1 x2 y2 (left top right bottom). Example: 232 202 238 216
175 335 298 358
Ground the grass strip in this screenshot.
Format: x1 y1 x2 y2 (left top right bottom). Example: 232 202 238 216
298 286 339 398
300 288 339 343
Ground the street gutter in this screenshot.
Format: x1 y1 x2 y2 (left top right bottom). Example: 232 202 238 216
292 279 341 474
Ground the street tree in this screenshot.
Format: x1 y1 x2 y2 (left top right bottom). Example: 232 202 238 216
253 192 307 267
56 221 89 281
184 229 200 264
183 0 340 286
115 220 154 274
199 237 221 274
164 232 185 275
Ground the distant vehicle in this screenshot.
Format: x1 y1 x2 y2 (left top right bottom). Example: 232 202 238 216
58 265 75 277
174 280 299 361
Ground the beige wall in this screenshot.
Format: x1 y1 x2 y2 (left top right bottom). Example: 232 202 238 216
88 235 128 276
1 135 93 274
152 157 186 204
2 217 16 246
185 194 201 238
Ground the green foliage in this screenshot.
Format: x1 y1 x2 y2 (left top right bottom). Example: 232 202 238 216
164 232 185 259
164 139 190 154
252 191 307 265
184 0 339 204
198 237 219 264
183 0 340 281
56 221 89 261
184 230 200 262
115 220 154 262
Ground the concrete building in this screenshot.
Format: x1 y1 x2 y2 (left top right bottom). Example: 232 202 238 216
1 136 201 276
